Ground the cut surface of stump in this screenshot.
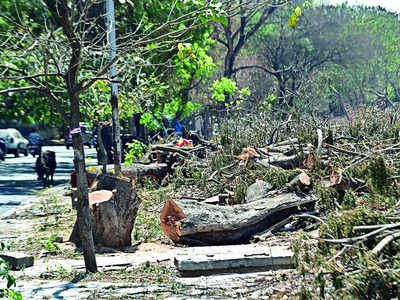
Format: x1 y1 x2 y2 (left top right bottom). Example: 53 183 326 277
161 193 315 246
69 174 141 249
89 190 113 205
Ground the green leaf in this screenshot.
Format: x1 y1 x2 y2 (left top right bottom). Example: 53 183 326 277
295 7 302 17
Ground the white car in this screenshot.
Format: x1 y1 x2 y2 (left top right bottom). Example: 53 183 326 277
0 128 29 157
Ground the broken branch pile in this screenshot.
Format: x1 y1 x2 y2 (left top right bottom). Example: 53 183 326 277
154 105 400 297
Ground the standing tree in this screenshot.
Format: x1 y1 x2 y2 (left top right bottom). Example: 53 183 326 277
0 0 225 272
246 3 362 111
214 0 290 79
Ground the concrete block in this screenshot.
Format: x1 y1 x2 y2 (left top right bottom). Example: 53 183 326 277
174 244 293 275
0 252 34 270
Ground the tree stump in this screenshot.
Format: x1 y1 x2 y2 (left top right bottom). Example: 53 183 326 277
69 174 141 248
160 193 316 246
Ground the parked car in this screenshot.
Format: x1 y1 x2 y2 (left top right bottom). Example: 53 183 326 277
0 128 29 157
0 138 6 161
65 123 93 149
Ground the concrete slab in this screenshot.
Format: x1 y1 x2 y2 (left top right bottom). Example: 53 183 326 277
0 251 34 270
174 244 293 274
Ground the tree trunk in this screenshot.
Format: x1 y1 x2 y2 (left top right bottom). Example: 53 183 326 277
70 174 141 248
203 108 212 140
329 85 350 121
56 0 97 273
160 194 315 246
111 92 122 175
106 0 122 176
97 124 107 174
70 95 97 273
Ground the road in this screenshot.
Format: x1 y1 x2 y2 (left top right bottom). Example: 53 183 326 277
0 145 97 216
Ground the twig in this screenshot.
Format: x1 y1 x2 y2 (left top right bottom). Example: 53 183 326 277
327 244 352 263
353 223 399 231
295 213 327 226
207 162 238 182
187 146 206 153
268 114 293 145
180 196 206 201
324 143 367 157
370 268 400 298
372 231 400 255
316 128 323 157
151 144 192 157
322 223 400 244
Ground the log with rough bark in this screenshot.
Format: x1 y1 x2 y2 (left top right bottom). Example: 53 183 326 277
254 153 303 169
160 193 316 246
87 162 168 182
70 174 141 248
246 180 274 203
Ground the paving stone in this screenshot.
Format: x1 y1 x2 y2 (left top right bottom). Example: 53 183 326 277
0 251 34 270
174 244 293 274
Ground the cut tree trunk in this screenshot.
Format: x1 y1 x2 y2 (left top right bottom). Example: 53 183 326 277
88 162 168 182
70 174 141 248
262 153 303 169
160 193 315 246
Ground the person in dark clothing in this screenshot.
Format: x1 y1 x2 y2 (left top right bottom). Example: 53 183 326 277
28 131 42 146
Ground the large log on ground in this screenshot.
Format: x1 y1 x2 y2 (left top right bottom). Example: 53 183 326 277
161 193 315 246
69 174 141 248
88 162 168 182
255 153 303 169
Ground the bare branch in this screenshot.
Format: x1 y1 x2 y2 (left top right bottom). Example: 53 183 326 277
231 64 292 75
0 86 41 94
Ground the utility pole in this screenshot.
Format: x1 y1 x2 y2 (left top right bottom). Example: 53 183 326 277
106 0 122 176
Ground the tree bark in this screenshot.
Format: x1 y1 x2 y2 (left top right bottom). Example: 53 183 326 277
70 105 97 272
160 193 316 246
203 108 212 140
106 0 122 176
70 110 97 272
87 162 169 182
70 174 141 248
97 123 108 174
52 0 97 273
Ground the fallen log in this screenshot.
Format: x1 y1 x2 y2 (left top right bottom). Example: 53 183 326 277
283 172 311 193
246 180 274 203
87 162 168 182
160 193 316 246
151 144 193 157
254 153 303 169
69 174 141 248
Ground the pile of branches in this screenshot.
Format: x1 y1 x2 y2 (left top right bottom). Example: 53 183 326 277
291 105 400 299
149 104 400 298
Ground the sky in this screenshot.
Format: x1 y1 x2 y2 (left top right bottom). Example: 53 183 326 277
322 0 400 12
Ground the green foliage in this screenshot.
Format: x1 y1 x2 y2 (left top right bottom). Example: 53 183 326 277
263 168 298 189
211 77 237 101
233 176 248 204
41 235 61 252
0 242 22 300
0 0 224 134
124 140 148 163
288 7 301 29
134 187 172 244
314 184 339 210
341 190 359 209
367 155 389 195
293 205 400 299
